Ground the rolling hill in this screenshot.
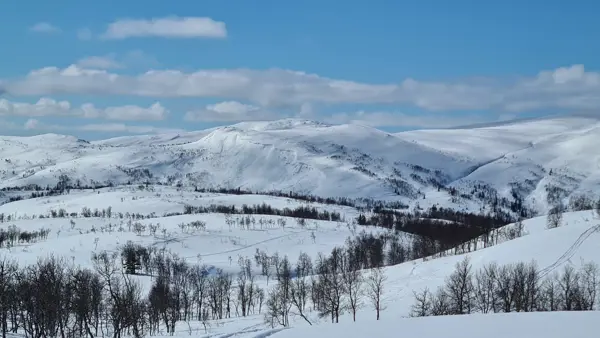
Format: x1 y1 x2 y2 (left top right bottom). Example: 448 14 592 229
0 116 599 216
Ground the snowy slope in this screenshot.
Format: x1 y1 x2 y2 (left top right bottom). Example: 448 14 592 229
1 116 599 214
0 187 387 274
379 210 600 317
2 184 598 338
399 117 600 213
271 311 599 338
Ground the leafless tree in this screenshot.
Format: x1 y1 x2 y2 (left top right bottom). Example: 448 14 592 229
0 258 17 338
578 261 599 310
474 262 498 313
546 206 563 229
341 249 363 322
314 249 346 323
264 255 293 328
539 272 560 311
445 256 475 314
411 288 432 317
366 266 386 320
558 265 579 311
496 263 515 312
430 287 450 316
290 252 313 325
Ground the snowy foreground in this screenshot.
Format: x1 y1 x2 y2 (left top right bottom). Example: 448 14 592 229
1 184 598 337
271 311 599 338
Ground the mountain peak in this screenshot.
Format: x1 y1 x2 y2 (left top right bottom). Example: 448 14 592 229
231 118 331 131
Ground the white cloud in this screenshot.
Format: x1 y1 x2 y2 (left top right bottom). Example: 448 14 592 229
0 98 72 117
184 101 278 122
0 98 168 121
78 123 182 134
3 64 600 113
30 22 61 33
207 101 260 115
23 118 182 134
121 50 160 69
101 16 227 39
81 102 167 121
75 51 159 70
24 118 40 130
77 27 93 40
76 55 123 69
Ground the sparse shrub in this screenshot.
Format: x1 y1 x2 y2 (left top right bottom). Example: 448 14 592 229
547 206 563 229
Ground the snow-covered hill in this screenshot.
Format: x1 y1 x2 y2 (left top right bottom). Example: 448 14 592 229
2 184 598 338
1 116 599 215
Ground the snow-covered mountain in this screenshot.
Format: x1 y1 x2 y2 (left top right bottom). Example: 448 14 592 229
1 116 599 215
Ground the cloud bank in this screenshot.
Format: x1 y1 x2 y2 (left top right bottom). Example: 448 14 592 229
3 64 598 113
0 98 168 121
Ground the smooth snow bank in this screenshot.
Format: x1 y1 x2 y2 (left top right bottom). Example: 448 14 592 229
272 311 599 338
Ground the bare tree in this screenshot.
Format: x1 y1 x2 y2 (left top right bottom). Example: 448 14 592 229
290 253 313 325
539 272 560 311
236 257 254 317
430 287 450 316
411 288 432 317
341 249 363 322
558 265 579 311
265 255 293 327
474 262 498 313
314 249 346 323
0 258 17 338
496 263 516 312
445 256 475 314
265 287 286 328
578 261 599 310
546 206 563 229
366 266 386 320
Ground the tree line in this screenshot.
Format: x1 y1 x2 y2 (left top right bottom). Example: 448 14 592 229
411 257 600 317
357 205 515 257
0 225 50 248
0 231 391 338
183 203 343 222
0 250 264 338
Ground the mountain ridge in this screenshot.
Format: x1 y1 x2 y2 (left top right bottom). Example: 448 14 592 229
1 116 599 216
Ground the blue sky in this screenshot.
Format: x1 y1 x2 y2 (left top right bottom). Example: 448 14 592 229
0 0 599 139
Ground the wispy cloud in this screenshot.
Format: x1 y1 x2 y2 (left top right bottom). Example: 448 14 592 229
24 118 183 134
77 27 93 40
185 101 279 122
76 55 124 70
100 16 227 39
0 98 168 121
75 51 159 70
29 22 61 33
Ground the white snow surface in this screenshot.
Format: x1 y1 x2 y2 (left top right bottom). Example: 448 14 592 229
1 185 599 337
271 311 599 338
2 116 600 214
2 116 600 337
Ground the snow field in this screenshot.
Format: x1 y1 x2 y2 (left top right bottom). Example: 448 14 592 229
270 311 600 338
1 185 599 337
2 116 600 217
